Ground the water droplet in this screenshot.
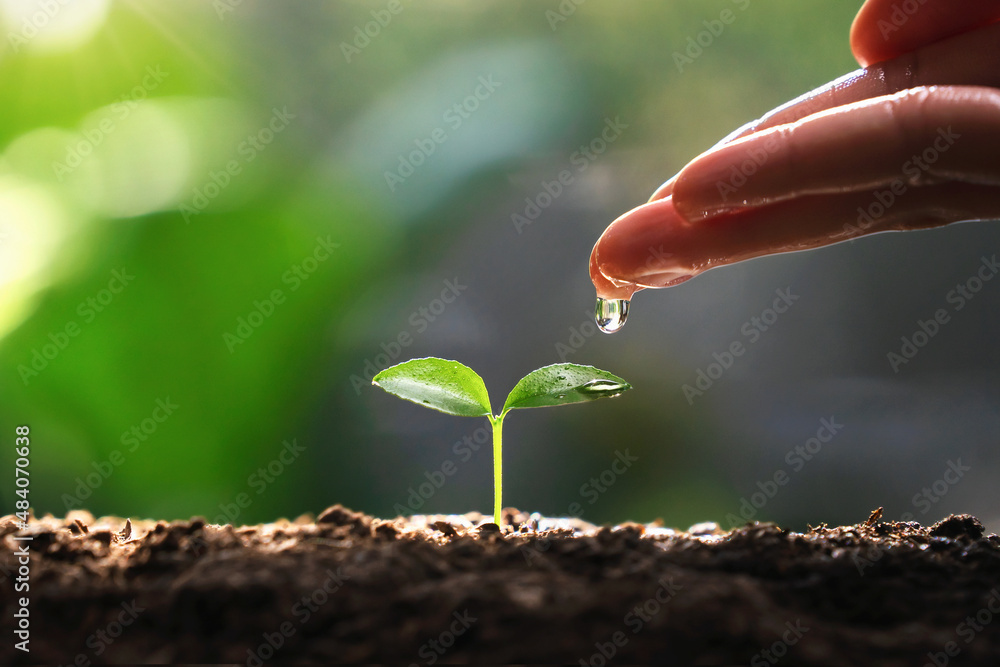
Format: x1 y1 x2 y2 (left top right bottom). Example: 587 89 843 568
555 394 566 399
579 379 626 396
595 297 629 334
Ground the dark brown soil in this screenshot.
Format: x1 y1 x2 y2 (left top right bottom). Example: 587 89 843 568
3 506 1000 665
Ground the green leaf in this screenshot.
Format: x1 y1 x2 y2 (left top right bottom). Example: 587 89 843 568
501 363 631 413
372 357 492 418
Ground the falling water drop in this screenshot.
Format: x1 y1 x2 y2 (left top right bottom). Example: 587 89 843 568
595 297 629 334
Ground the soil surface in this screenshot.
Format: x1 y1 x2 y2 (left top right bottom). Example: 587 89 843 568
2 506 1000 665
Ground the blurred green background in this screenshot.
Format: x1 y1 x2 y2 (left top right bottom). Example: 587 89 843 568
2 1 998 531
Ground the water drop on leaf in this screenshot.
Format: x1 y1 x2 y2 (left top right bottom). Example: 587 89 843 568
578 379 627 397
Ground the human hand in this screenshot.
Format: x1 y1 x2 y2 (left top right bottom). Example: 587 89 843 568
591 0 1000 301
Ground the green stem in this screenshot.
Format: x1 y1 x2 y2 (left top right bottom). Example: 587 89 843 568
491 414 504 526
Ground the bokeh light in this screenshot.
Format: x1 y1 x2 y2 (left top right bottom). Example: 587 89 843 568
0 0 110 54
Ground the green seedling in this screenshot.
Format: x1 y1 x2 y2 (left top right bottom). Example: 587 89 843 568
372 357 631 526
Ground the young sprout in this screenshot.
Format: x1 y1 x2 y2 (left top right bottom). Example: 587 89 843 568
372 358 631 526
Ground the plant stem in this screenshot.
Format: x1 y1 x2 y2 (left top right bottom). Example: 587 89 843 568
491 414 504 525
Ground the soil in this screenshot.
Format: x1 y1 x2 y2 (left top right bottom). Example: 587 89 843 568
3 506 1000 665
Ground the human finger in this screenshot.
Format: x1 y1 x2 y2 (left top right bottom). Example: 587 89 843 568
850 0 1000 67
648 20 1000 203
591 186 1000 297
671 86 1000 222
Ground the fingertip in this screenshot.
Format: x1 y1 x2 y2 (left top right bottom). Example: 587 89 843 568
589 243 636 301
671 172 712 223
850 0 1000 68
849 1 878 68
648 176 676 202
592 197 697 290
